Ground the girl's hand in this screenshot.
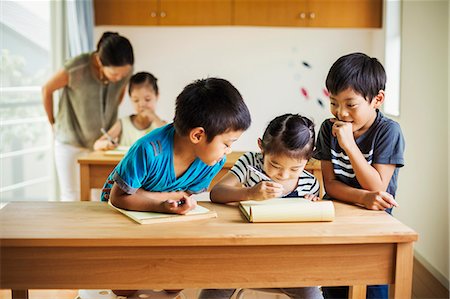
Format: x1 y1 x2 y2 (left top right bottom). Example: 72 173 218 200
162 193 196 215
361 191 399 211
330 118 356 151
304 193 321 201
248 181 284 200
138 109 157 122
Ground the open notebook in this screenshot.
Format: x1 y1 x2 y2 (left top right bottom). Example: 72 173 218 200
109 201 217 224
239 198 335 223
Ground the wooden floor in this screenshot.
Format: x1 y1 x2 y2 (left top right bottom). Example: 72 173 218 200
1 257 448 299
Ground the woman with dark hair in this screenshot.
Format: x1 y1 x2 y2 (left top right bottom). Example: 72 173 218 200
42 32 134 201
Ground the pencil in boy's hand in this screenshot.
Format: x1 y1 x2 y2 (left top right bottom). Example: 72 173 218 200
100 128 117 145
247 165 272 181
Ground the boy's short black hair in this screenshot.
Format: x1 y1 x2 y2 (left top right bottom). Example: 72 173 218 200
326 52 386 102
261 113 315 160
128 72 159 95
174 78 251 142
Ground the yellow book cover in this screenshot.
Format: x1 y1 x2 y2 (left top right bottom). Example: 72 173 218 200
239 198 335 223
109 201 217 224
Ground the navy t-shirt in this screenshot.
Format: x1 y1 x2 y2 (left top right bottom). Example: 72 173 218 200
313 110 405 198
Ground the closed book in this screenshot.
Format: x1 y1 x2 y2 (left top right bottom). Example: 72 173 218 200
109 201 217 224
239 198 334 223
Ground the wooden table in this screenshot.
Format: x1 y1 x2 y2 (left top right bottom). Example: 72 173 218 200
78 151 323 201
0 201 417 299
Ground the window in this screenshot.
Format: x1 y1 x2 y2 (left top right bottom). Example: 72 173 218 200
384 0 401 116
1 1 52 202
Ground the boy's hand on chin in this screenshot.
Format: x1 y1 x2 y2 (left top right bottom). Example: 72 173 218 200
330 118 355 151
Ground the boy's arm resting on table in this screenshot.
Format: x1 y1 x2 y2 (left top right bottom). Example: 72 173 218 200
42 69 68 126
109 183 196 215
93 121 122 151
321 160 398 210
210 172 284 203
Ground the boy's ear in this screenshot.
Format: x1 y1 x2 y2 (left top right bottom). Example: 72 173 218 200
257 138 264 153
371 90 385 108
189 127 206 144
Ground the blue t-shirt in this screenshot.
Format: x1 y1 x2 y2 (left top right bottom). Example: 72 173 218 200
313 110 405 198
101 124 225 201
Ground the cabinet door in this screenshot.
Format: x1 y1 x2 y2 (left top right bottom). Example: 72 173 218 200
94 0 158 26
306 0 382 28
159 0 232 25
234 0 308 27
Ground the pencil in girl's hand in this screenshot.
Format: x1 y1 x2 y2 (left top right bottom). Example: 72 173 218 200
247 165 272 181
100 128 117 145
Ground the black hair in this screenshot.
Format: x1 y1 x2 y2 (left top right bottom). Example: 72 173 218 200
261 114 315 160
326 52 386 102
96 31 134 67
174 78 251 142
128 72 159 95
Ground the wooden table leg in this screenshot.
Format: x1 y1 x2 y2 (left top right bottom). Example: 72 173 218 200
349 285 366 299
389 242 414 298
80 164 90 201
12 290 28 299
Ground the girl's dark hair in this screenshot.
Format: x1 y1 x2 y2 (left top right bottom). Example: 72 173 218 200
128 72 159 95
96 32 134 67
326 52 386 101
261 114 315 160
174 78 251 142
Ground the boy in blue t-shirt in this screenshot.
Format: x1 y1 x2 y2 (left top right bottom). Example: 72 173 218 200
101 77 251 215
100 78 251 297
313 53 405 299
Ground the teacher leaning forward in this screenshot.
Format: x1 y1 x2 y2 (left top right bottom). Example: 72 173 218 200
42 32 134 201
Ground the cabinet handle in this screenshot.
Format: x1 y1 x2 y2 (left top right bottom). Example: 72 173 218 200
150 11 157 18
299 12 306 19
309 12 316 19
160 11 166 18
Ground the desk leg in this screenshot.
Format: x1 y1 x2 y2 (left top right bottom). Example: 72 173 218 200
80 164 90 201
389 242 414 299
12 290 28 299
349 285 366 299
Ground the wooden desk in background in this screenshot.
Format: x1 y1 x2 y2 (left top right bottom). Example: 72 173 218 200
0 201 417 299
78 151 323 201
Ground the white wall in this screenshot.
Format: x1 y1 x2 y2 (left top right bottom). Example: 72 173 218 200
395 0 449 287
94 26 383 151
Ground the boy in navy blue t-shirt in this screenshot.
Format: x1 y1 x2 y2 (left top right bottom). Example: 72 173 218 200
313 53 405 299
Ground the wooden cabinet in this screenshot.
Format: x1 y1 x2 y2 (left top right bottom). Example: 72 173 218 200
94 0 382 28
94 0 159 26
234 0 382 28
94 0 232 26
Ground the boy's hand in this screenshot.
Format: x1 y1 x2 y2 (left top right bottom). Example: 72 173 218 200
162 193 196 215
362 191 399 210
330 119 356 151
248 181 284 200
304 193 321 201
